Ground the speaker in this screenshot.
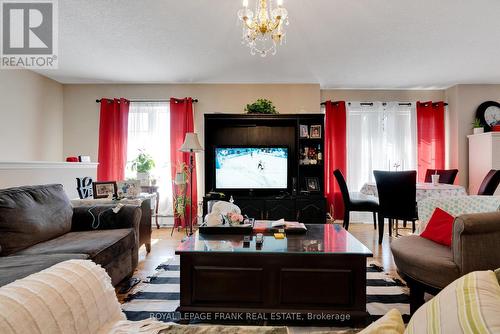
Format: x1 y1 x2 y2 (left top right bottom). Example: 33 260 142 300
292 177 297 195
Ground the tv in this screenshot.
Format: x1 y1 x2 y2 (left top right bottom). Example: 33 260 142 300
215 146 288 190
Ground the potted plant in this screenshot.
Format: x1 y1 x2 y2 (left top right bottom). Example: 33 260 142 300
245 99 278 114
131 150 155 186
173 162 190 223
472 118 484 134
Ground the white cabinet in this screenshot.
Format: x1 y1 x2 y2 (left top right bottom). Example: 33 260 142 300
468 132 500 195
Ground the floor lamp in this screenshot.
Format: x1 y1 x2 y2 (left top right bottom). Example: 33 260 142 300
180 132 203 236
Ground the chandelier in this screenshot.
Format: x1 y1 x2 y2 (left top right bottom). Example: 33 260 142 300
237 0 289 57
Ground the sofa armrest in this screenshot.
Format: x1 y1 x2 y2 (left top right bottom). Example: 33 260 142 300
72 205 142 232
452 211 500 274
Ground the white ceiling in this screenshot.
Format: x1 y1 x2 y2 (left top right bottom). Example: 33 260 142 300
36 0 500 88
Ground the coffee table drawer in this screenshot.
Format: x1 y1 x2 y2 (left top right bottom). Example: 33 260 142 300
279 268 352 306
192 266 264 304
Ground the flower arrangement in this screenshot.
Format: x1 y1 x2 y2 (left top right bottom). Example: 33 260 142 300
225 212 244 225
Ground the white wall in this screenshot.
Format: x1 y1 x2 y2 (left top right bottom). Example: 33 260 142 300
0 161 97 199
0 70 64 161
445 84 500 190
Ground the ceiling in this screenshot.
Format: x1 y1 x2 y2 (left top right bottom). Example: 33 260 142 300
36 0 500 88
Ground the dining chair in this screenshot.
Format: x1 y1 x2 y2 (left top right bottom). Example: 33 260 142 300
424 169 459 184
477 169 500 195
333 169 379 230
374 170 417 244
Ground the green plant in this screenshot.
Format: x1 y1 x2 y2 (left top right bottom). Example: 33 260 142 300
173 162 190 218
131 150 155 173
245 99 278 114
472 118 482 129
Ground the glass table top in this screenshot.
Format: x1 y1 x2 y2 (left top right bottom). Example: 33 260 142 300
176 224 373 256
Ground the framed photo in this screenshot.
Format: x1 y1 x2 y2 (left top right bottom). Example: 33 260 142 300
78 155 91 162
116 180 141 199
92 181 117 199
310 125 322 138
305 177 320 192
299 124 309 138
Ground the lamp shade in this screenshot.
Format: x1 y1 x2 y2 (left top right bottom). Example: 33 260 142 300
180 132 203 152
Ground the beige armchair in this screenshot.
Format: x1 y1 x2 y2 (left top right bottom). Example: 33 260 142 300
391 211 500 314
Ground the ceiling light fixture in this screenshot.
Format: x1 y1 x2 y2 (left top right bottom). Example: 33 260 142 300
237 0 289 57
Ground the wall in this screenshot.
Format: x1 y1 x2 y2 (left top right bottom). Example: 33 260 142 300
320 89 445 103
62 83 321 193
0 161 97 198
445 84 500 191
0 70 64 161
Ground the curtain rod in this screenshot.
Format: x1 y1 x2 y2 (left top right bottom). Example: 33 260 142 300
321 101 448 106
95 98 199 103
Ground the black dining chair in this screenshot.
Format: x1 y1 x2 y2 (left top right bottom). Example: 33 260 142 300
333 169 379 231
424 169 459 184
477 170 500 195
373 170 418 244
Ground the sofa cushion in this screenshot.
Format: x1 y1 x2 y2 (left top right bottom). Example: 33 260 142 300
0 184 73 256
358 309 404 334
420 207 455 247
0 253 88 287
405 270 500 334
17 229 135 267
391 235 460 289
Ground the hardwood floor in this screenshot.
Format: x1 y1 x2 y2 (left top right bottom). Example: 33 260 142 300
130 219 414 283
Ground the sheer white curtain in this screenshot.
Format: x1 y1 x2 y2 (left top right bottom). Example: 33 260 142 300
126 102 173 216
347 102 417 192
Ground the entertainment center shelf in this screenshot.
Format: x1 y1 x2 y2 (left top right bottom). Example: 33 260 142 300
203 113 326 223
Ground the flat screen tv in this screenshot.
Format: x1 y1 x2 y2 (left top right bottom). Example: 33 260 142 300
215 146 288 190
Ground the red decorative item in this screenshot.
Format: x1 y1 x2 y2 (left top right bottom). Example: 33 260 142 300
170 97 196 229
417 101 445 183
324 101 347 219
66 157 79 162
420 207 455 247
97 98 130 181
492 125 500 132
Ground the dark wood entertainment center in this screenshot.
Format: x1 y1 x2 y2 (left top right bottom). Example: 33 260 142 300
203 113 327 223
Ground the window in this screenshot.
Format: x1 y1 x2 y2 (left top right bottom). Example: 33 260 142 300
126 102 173 215
347 102 417 192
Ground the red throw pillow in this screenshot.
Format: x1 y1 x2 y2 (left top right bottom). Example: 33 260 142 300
420 208 455 247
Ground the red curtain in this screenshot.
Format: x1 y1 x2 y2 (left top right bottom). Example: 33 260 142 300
97 98 130 181
170 97 197 228
417 101 445 182
324 101 347 219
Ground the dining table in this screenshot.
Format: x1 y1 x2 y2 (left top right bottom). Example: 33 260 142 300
360 182 467 202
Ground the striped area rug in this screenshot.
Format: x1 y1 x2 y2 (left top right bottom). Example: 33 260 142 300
122 257 410 324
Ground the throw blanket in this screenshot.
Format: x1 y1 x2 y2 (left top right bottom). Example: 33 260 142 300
0 260 130 334
0 260 289 334
417 195 500 234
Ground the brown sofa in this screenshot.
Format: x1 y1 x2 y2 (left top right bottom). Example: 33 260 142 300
391 211 500 313
0 184 141 286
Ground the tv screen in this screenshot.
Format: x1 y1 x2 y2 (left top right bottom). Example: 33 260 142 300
215 147 288 190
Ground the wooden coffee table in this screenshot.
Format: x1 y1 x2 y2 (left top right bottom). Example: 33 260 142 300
175 224 373 326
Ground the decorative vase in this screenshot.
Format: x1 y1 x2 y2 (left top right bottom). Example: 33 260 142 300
473 127 484 134
137 172 150 186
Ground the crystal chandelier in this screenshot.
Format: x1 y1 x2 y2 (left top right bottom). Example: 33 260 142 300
237 0 289 57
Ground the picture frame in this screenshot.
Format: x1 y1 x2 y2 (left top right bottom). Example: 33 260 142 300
116 180 141 199
299 124 309 138
305 177 320 192
78 155 91 162
92 181 117 199
310 125 321 138
76 177 93 199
